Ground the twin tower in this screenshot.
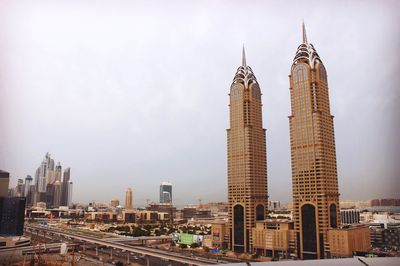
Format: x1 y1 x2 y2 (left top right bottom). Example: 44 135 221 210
227 24 340 259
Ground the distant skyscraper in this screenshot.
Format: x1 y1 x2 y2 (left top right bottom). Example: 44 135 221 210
125 188 133 209
67 181 73 207
53 180 62 208
37 160 47 193
54 162 62 182
159 182 172 203
227 48 268 253
16 179 24 196
61 167 71 206
24 175 33 197
289 23 340 259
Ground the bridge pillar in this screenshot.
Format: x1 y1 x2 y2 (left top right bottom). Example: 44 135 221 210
146 256 150 266
95 245 98 256
127 253 130 264
110 248 113 260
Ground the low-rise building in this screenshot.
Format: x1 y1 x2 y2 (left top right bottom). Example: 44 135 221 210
328 225 371 258
252 219 294 258
84 211 117 222
341 209 361 225
211 221 228 249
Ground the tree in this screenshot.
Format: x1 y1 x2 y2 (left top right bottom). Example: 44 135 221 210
190 243 200 249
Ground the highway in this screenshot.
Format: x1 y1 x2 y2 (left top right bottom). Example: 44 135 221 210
25 224 225 266
0 242 77 255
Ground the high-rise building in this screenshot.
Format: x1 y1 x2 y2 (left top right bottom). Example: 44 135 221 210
37 160 47 193
67 181 73 207
125 188 133 209
288 23 340 259
24 175 33 197
159 182 172 203
227 48 268 253
54 162 62 182
16 179 24 196
53 180 62 208
61 167 71 206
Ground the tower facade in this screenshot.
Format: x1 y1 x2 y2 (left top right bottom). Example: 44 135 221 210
159 182 172 203
227 48 268 253
125 188 133 209
289 23 340 259
61 167 71 206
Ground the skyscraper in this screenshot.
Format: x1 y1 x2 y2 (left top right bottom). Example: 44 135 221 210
54 162 62 182
67 181 73 207
125 188 133 209
159 182 172 203
227 48 268 253
53 180 62 208
37 160 47 193
24 175 33 197
61 167 71 206
289 23 340 259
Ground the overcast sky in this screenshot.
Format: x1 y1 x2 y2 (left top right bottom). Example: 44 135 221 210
1 0 399 207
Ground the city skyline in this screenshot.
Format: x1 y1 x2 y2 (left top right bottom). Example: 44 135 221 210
1 1 399 206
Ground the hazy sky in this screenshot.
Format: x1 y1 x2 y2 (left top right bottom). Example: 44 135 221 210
1 0 399 207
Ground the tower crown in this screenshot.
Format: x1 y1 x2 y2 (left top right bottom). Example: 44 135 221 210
232 46 258 88
292 22 322 69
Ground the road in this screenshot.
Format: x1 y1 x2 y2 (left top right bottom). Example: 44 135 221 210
25 224 225 266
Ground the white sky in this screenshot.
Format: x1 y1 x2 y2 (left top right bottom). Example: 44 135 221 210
1 0 399 206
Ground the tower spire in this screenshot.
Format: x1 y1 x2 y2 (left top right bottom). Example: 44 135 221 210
302 21 308 44
242 45 247 66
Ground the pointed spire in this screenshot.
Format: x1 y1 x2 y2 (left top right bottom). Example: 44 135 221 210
242 45 247 66
302 20 308 44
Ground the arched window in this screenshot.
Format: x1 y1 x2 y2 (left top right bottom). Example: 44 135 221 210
301 204 317 258
330 203 337 228
233 204 244 253
292 64 308 83
256 204 264 221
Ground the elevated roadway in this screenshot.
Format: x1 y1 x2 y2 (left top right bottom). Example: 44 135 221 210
25 224 224 265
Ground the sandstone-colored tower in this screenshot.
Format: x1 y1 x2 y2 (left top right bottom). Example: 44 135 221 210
125 188 133 210
289 23 340 259
227 48 268 253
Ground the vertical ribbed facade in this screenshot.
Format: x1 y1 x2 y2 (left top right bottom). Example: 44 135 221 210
227 48 268 253
289 24 340 259
125 188 133 209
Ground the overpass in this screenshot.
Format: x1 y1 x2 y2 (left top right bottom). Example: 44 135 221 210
105 235 172 244
25 224 224 265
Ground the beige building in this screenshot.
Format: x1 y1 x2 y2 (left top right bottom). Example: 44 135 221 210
125 188 133 209
289 23 340 259
227 48 268 253
110 198 120 208
211 221 229 249
328 225 371 257
85 211 117 222
0 170 10 197
252 219 295 258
